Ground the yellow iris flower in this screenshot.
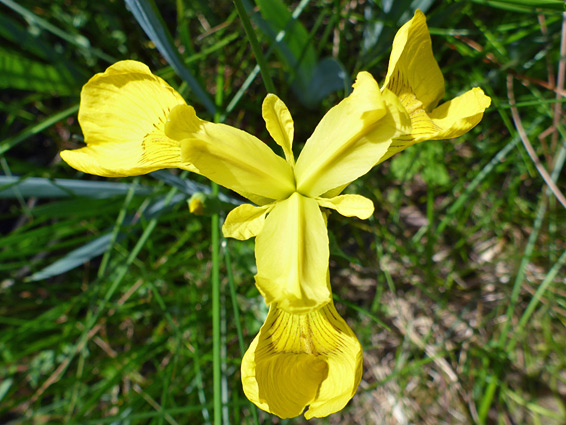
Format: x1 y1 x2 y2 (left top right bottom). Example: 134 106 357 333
379 9 491 164
60 9 491 420
60 60 410 419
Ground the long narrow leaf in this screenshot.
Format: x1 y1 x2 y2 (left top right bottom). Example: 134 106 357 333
0 48 84 95
124 0 217 115
0 104 78 155
0 176 153 199
28 233 113 281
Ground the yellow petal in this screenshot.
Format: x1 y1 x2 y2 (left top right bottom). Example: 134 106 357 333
241 302 363 419
378 87 491 164
295 72 411 197
262 94 295 166
60 60 197 177
172 104 295 205
383 9 445 111
317 194 374 220
254 192 330 313
222 204 272 240
427 87 491 141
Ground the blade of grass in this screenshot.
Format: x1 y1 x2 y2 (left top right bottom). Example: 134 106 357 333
124 0 217 115
222 0 310 120
224 240 260 425
233 0 275 94
507 249 566 353
211 54 225 425
97 178 139 277
211 184 221 425
0 103 78 155
0 175 152 199
0 0 115 63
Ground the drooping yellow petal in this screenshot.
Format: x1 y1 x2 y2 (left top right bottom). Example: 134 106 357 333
427 87 491 141
222 203 273 240
383 9 444 111
254 192 330 313
262 94 295 166
295 72 411 198
241 302 363 419
316 194 374 220
60 60 197 177
170 104 295 205
378 87 491 165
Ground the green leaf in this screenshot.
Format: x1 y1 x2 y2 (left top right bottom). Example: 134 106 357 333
27 233 113 281
0 176 153 199
470 0 565 12
0 48 83 95
253 0 347 107
390 143 451 187
0 378 13 403
256 0 317 78
306 58 349 105
362 0 437 56
0 104 79 155
390 147 420 181
124 0 217 115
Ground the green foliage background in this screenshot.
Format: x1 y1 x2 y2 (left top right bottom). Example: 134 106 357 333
1 0 565 424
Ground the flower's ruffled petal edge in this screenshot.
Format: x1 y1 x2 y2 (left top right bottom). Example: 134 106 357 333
241 301 363 419
222 204 273 240
171 104 295 206
317 194 374 220
254 193 331 314
262 94 295 166
295 72 411 197
383 9 444 111
61 60 197 177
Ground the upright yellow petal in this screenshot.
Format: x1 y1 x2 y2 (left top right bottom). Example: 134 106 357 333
172 104 295 205
222 204 273 240
295 72 411 198
262 94 295 166
295 72 410 197
316 194 374 220
241 302 363 419
60 60 197 177
254 192 331 313
383 9 444 111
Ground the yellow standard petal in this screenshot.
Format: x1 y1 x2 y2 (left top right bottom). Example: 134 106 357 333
262 94 295 166
222 204 273 241
254 192 330 313
171 104 295 205
383 9 444 111
60 60 197 177
316 194 374 220
241 301 363 419
295 72 411 198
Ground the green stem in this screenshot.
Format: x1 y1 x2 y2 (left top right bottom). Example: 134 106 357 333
211 182 221 425
233 0 276 94
211 57 224 425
